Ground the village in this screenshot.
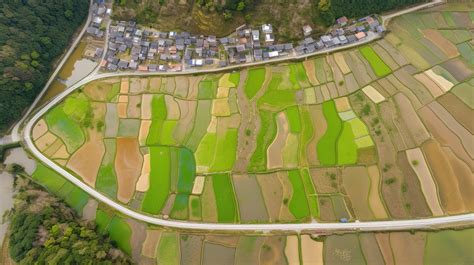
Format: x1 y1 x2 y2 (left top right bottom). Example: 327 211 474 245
85 2 385 73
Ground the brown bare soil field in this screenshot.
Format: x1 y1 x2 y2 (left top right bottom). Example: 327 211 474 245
376 78 398 97
359 233 385 265
318 196 336 221
354 50 378 82
362 85 386 104
404 148 443 216
327 56 348 96
142 229 161 258
397 151 435 217
443 147 474 212
301 235 323 265
105 103 119 138
357 147 377 164
52 144 70 160
174 76 189 97
54 159 68 166
140 94 153 120
344 73 359 93
390 232 426 265
342 167 374 220
165 95 181 120
441 58 473 83
429 101 474 158
438 93 474 134
127 95 141 119
375 233 395 265
140 78 149 92
320 84 331 101
180 234 203 265
136 153 150 192
284 235 300 265
422 139 466 214
36 132 58 152
255 173 283 221
187 76 203 100
260 236 287 265
423 29 459 58
394 93 430 146
310 167 340 194
425 69 453 92
129 78 142 94
67 138 105 187
120 78 129 94
138 120 151 146
394 66 433 106
212 98 231 117
164 77 176 94
201 177 218 222
367 166 388 219
118 95 128 103
115 138 143 203
175 99 196 143
334 97 351 112
43 139 63 157
414 73 444 98
149 77 161 92
418 106 473 171
117 102 128 118
32 119 48 140
386 74 422 109
267 112 288 169
192 176 205 195
334 52 351 74
314 86 324 104
307 104 327 165
206 235 240 248
327 82 339 99
303 60 319 86
83 82 112 102
378 100 410 151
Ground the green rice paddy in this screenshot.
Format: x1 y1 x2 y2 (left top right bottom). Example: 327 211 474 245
301 169 320 218
107 216 132 255
45 106 85 153
157 232 180 265
95 209 112 233
359 46 392 77
210 129 238 172
337 122 358 164
424 229 474 265
244 68 266 99
212 174 238 223
95 139 118 198
142 146 171 214
288 170 310 220
285 106 302 133
317 100 342 165
248 111 277 172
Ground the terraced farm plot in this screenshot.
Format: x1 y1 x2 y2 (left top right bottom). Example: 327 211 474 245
359 46 392 77
31 5 474 226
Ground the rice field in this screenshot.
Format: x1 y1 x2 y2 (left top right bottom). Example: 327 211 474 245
31 4 473 227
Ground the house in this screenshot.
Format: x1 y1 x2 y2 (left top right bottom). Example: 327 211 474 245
236 44 246 53
264 33 274 44
295 45 305 55
252 30 260 42
305 44 316 54
129 60 138 70
338 35 348 45
169 46 177 54
303 37 314 46
268 51 279 58
107 63 118 71
262 24 273 34
376 25 385 33
302 25 312 36
138 65 148 71
336 16 348 26
347 34 357 43
149 64 158 72
117 60 129 69
355 31 366 40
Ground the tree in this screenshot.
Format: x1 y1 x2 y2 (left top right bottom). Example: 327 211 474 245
237 1 246 11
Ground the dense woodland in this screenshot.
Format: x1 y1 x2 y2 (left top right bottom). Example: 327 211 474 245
0 0 89 133
8 175 131 264
316 0 427 25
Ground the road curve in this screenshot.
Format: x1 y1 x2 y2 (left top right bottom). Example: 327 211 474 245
23 67 474 233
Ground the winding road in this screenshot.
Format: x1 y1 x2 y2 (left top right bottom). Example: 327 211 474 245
19 0 474 233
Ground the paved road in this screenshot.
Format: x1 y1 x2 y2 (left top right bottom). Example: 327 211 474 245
22 0 472 233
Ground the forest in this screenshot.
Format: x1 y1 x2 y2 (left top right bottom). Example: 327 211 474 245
8 175 131 264
0 0 89 132
316 0 427 25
